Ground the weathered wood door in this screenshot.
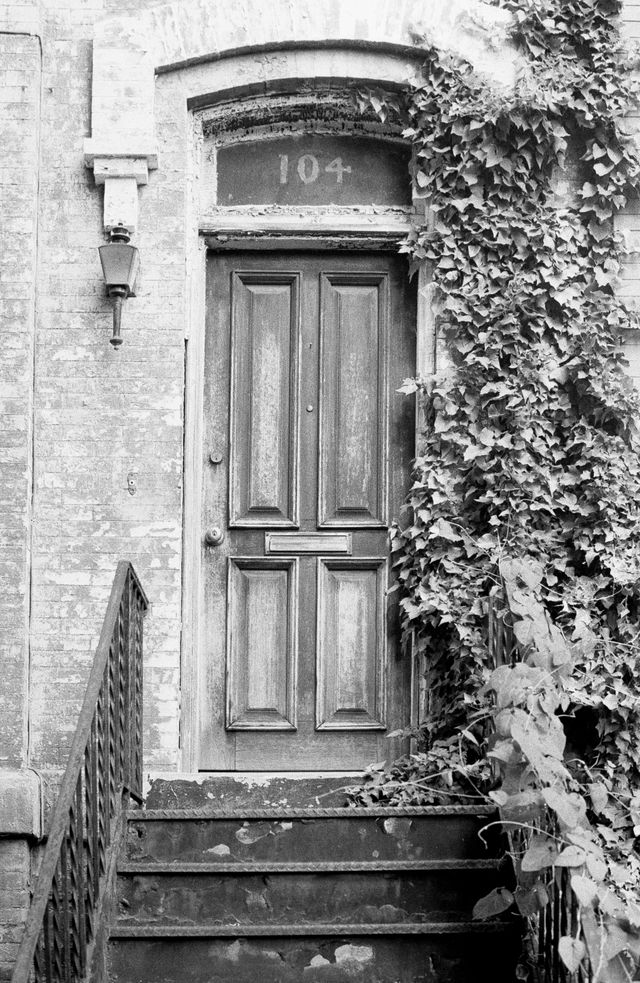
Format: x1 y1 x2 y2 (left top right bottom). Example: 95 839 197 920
200 251 415 770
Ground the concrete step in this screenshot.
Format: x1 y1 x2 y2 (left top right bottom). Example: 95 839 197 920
108 929 521 983
144 773 358 810
117 863 504 926
126 806 499 864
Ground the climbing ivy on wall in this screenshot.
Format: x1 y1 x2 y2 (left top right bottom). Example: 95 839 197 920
355 0 640 976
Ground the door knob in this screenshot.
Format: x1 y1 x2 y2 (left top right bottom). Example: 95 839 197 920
204 527 225 547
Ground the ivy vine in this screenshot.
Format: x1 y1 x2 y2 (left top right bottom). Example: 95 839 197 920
353 0 640 977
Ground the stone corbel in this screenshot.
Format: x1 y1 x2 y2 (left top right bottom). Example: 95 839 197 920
88 157 151 235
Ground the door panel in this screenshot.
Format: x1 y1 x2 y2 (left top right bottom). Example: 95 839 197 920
200 251 415 771
226 557 298 731
319 274 387 528
316 558 386 731
229 273 299 527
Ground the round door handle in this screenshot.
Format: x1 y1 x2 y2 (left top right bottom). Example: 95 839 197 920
204 527 225 547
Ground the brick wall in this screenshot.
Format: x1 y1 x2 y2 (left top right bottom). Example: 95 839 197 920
0 842 30 980
23 0 184 775
0 32 44 969
0 29 39 772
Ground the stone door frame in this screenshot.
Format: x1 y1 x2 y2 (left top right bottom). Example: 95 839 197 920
182 85 434 771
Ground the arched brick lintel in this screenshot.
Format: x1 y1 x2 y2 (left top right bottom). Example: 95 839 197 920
157 39 431 79
96 0 516 74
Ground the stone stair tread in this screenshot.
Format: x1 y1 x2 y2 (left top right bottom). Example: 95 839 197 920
128 804 495 820
111 920 517 938
119 858 502 874
126 808 502 865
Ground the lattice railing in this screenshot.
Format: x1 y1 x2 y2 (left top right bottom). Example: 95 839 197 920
486 587 595 983
486 586 518 670
510 821 593 983
12 562 148 983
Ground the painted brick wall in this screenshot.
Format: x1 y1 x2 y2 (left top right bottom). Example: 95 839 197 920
0 29 39 772
0 31 40 972
21 0 183 776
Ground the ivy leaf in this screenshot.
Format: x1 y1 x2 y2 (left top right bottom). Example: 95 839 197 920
594 266 615 287
590 143 607 159
606 953 639 983
478 427 495 446
593 161 614 176
429 519 461 542
510 712 567 784
463 443 487 462
397 379 418 395
558 937 586 973
571 875 598 908
487 739 519 764
488 790 508 807
521 835 558 871
586 855 607 882
603 925 640 961
555 846 587 867
588 783 609 815
500 558 543 590
541 788 587 829
485 147 506 167
472 886 514 920
609 863 629 886
625 903 640 930
514 882 549 916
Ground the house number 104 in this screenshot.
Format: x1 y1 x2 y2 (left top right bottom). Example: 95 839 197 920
279 154 352 185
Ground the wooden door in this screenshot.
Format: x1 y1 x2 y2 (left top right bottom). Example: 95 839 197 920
199 251 415 770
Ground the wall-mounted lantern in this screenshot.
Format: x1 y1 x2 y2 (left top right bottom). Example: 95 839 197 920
98 227 140 348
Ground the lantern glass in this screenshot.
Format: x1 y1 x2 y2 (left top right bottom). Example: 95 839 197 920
99 243 140 292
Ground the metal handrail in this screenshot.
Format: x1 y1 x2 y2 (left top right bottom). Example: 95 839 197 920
486 587 594 983
12 562 148 983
